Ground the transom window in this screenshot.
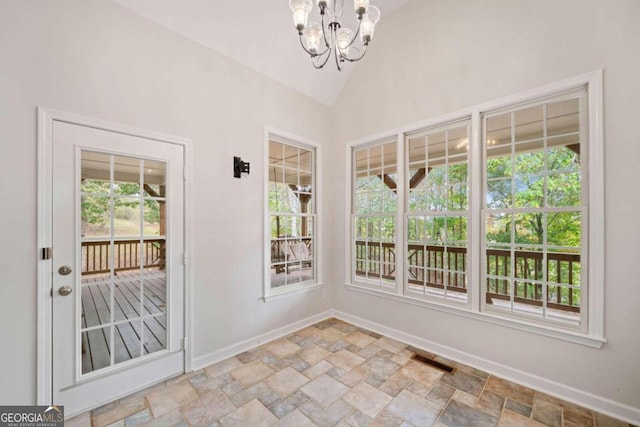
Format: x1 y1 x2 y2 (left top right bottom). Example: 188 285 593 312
266 137 317 294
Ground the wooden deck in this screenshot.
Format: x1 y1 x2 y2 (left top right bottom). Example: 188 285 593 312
81 269 167 374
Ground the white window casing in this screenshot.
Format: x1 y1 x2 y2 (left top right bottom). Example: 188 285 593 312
264 128 322 301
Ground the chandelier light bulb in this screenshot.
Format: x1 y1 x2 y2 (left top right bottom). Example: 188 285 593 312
336 28 353 56
360 5 380 43
354 0 370 16
365 5 380 23
304 23 323 54
360 19 375 43
289 0 313 32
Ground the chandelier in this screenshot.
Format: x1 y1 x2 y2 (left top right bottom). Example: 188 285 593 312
288 0 381 71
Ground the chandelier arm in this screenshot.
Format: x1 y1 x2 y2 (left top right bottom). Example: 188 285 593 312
312 48 333 69
320 12 332 50
334 46 344 71
343 43 369 62
345 19 363 49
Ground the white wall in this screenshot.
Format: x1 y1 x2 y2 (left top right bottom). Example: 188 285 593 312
0 0 331 404
329 0 640 416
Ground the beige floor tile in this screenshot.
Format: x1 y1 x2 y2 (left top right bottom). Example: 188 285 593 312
219 399 277 427
181 389 236 425
498 409 546 427
486 376 535 406
452 389 478 407
65 412 91 427
594 413 630 427
344 331 378 348
399 359 443 388
327 349 366 371
299 344 331 365
295 326 321 337
532 398 562 427
267 339 302 359
93 399 148 427
277 409 316 427
317 327 347 343
370 409 405 427
303 360 334 379
390 349 414 366
375 337 407 354
301 374 350 406
205 357 243 378
299 399 356 426
139 408 185 427
230 359 275 386
165 369 202 386
386 389 441 426
146 380 198 418
338 365 370 387
265 367 310 397
342 382 393 419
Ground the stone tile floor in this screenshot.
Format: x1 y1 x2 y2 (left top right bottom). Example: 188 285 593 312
67 318 635 427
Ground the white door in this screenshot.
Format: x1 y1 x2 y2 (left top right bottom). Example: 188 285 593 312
51 121 185 416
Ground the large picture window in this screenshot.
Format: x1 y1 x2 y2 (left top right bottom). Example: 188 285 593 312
352 140 397 288
482 90 587 327
406 121 470 304
266 137 316 294
347 72 603 345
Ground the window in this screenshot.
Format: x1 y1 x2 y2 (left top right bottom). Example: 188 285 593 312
347 72 603 345
266 135 317 297
483 90 587 329
352 140 398 288
406 121 470 305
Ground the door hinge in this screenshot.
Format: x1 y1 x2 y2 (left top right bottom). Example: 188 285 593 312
182 338 188 352
41 247 52 260
183 254 188 266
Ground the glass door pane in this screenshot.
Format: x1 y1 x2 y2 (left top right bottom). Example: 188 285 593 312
80 151 168 374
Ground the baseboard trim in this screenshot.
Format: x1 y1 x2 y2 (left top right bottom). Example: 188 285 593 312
191 310 335 371
333 310 640 425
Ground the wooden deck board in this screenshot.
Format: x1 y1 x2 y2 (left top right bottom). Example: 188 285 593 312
80 269 167 374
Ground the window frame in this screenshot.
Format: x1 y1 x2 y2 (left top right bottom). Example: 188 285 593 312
480 89 589 333
345 70 604 347
264 128 322 301
404 119 473 309
351 137 400 291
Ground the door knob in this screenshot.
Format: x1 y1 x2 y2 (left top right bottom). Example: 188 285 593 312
58 286 73 296
58 265 72 275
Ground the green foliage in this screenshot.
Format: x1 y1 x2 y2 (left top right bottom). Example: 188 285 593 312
486 147 581 248
81 179 161 231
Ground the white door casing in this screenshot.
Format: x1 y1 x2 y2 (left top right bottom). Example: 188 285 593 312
37 108 192 417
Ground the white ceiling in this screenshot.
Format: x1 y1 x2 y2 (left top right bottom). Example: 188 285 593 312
111 0 408 106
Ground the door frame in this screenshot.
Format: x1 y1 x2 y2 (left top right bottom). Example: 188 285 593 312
36 107 193 407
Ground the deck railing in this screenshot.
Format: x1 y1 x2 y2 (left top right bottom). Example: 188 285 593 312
354 240 581 313
81 238 164 275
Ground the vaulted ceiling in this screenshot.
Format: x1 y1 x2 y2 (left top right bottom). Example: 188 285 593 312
111 0 409 106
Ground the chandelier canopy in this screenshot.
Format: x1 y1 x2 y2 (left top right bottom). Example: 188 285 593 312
288 0 381 71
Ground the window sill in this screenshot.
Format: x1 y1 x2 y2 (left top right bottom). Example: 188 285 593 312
264 282 324 302
344 282 605 348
